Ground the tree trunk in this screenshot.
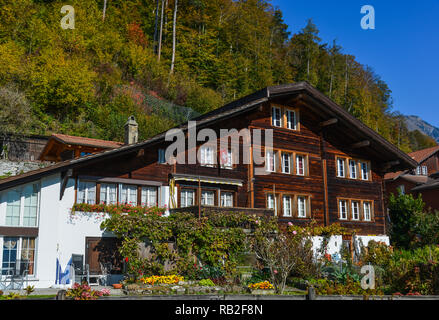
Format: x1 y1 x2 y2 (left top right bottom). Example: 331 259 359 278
153 0 160 54
102 0 107 21
170 0 178 75
157 0 165 62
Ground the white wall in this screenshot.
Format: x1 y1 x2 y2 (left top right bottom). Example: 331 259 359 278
34 173 61 288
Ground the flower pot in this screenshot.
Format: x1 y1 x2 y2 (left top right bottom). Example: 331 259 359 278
112 283 123 289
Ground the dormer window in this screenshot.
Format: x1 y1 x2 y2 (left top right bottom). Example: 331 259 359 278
337 158 346 178
271 105 300 131
361 162 369 180
200 146 215 167
285 109 297 130
272 106 282 127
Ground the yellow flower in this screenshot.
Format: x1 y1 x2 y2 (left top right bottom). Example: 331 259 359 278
248 281 274 290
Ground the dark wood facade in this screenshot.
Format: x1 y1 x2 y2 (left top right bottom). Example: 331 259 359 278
72 99 402 236
0 83 417 237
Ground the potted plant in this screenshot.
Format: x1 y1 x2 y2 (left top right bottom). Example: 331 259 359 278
112 282 123 289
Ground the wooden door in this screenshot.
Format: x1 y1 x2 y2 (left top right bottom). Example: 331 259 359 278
85 237 123 274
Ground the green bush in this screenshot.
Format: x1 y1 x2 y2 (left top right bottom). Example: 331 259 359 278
199 279 216 287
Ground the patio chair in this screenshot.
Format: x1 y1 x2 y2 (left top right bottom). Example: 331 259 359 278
98 262 112 286
11 270 28 290
0 268 14 290
72 254 90 284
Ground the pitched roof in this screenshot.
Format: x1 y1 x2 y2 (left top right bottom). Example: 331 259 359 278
50 134 123 149
0 82 418 191
384 170 404 181
408 145 439 164
384 146 439 180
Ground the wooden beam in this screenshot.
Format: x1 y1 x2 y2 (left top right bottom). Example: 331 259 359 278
381 160 400 171
350 140 370 149
319 118 338 128
60 169 73 200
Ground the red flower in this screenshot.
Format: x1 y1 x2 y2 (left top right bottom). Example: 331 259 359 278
125 257 129 263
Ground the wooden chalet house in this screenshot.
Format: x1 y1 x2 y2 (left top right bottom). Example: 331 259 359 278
385 145 439 210
39 133 124 162
0 82 416 288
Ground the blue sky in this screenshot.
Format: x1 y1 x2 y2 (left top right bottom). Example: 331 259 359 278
271 0 439 127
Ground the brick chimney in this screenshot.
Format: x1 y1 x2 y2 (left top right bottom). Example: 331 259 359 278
124 116 138 145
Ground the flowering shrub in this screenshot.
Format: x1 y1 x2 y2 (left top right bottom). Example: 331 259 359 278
140 275 184 285
248 281 274 290
100 288 111 296
66 283 105 300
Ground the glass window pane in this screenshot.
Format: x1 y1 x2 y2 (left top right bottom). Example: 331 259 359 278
6 189 21 226
221 192 233 207
201 191 215 206
349 160 357 179
361 163 369 180
2 237 18 275
352 201 360 220
21 237 36 275
77 181 87 204
282 153 290 174
141 187 157 207
23 184 38 227
283 195 292 217
86 182 96 204
298 197 306 217
296 155 305 175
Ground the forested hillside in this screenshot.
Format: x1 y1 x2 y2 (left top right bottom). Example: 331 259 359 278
0 0 432 152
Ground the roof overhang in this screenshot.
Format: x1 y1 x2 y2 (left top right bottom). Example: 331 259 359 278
171 174 243 187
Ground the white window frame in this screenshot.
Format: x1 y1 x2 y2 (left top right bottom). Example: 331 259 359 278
363 202 372 221
282 195 292 217
220 192 234 207
349 160 357 179
422 166 428 176
201 190 215 206
351 201 360 220
180 189 195 208
77 180 96 205
266 150 276 172
339 200 348 220
119 184 138 205
267 193 277 216
200 146 215 167
5 183 41 228
220 149 233 169
272 106 282 127
361 162 369 180
285 109 297 130
296 154 305 176
337 158 346 178
141 187 158 207
281 152 291 174
297 196 307 218
0 236 37 276
100 183 118 205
